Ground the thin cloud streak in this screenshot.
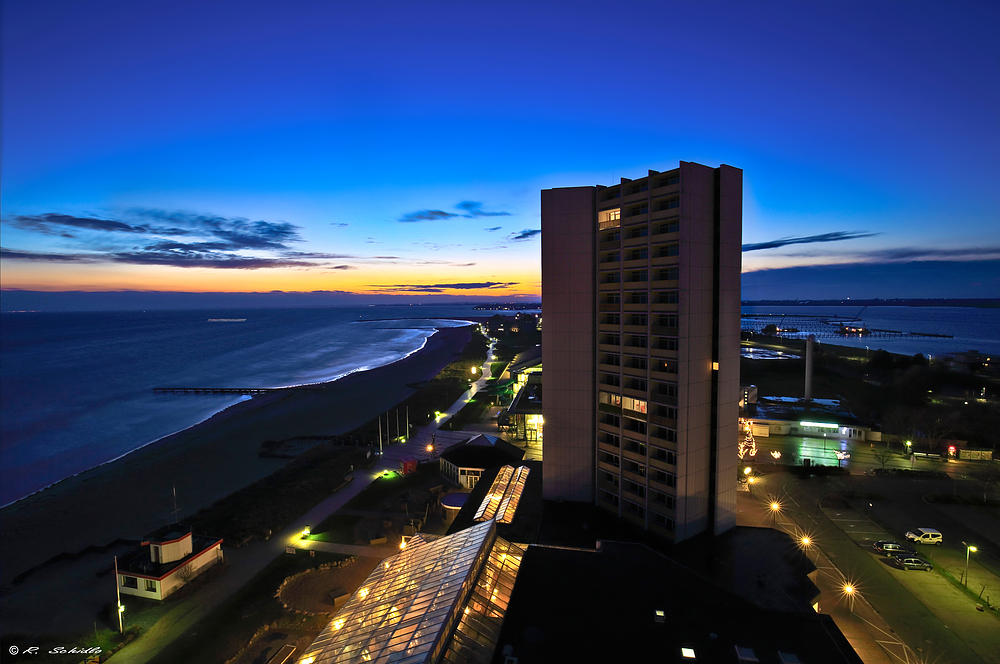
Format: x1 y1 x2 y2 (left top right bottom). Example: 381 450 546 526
742 230 879 252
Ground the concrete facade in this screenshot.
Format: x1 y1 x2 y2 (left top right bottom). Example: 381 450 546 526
541 162 741 542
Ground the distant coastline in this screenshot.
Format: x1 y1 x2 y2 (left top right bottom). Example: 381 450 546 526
741 298 1000 309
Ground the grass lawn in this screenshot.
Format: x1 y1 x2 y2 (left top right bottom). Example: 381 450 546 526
147 551 345 664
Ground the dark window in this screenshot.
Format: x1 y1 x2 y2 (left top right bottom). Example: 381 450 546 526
121 576 138 589
625 335 647 349
600 432 620 448
627 248 648 261
656 267 679 281
600 373 621 388
654 513 675 530
625 439 647 455
603 313 621 325
657 220 679 234
652 447 677 464
626 270 648 283
658 291 679 304
625 500 646 516
624 480 646 498
655 244 679 258
601 490 620 506
600 451 621 467
627 314 647 326
625 356 647 370
653 492 676 509
600 413 621 427
657 197 679 211
626 226 648 239
603 292 621 305
145 579 157 592
656 175 679 188
624 459 646 477
625 377 647 392
601 333 621 345
653 469 676 487
602 272 621 284
627 291 648 305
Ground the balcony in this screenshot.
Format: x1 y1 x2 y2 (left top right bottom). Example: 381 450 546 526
651 255 679 268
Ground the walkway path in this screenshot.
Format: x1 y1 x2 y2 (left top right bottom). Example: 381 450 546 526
117 338 500 664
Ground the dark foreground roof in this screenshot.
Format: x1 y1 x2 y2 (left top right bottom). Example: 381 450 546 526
118 534 221 579
495 541 862 664
440 434 524 469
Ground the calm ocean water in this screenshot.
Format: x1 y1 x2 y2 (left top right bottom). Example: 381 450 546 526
0 305 488 505
741 305 1000 357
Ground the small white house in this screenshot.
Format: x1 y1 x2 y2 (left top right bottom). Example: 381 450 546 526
439 434 524 490
118 524 223 600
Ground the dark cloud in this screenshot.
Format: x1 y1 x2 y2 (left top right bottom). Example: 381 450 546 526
108 249 316 269
775 245 1000 262
399 210 459 222
330 265 357 270
371 281 518 293
0 247 97 262
509 229 541 241
8 213 149 235
399 201 511 223
742 231 879 252
457 201 511 218
331 222 349 227
484 226 502 232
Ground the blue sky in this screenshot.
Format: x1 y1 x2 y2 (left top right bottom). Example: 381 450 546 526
2 0 998 305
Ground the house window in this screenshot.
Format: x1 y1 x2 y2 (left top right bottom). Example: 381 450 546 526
657 220 679 234
624 439 647 456
602 313 621 326
656 267 679 281
627 291 648 305
624 459 646 477
146 579 157 592
658 291 679 304
654 492 676 509
654 514 675 530
600 373 621 388
626 225 648 239
626 270 647 283
600 451 621 468
655 244 679 258
603 293 621 305
653 469 676 487
599 391 622 407
652 447 677 464
603 472 619 488
621 396 647 414
627 248 648 261
121 576 138 589
625 500 646 517
624 480 646 498
599 432 620 448
600 490 620 506
602 271 621 284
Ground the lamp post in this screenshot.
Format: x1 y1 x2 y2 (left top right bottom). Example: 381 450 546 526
963 542 977 587
114 555 124 634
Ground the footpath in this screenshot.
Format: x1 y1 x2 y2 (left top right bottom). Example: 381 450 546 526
114 340 500 664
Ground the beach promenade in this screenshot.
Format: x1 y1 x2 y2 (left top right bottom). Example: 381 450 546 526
111 339 500 664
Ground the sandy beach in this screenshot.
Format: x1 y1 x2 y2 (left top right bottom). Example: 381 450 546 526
0 324 473 587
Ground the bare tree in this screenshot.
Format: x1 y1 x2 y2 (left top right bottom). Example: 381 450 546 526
871 444 895 471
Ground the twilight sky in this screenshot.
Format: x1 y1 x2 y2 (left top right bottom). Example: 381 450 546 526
2 0 998 306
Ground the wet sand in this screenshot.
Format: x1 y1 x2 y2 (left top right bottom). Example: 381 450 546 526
0 325 472 587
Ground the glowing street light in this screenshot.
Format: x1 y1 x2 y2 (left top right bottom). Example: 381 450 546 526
769 500 781 526
771 450 781 460
963 542 978 587
800 536 812 547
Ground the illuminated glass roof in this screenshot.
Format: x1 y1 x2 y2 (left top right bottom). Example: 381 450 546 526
473 465 530 525
299 520 523 664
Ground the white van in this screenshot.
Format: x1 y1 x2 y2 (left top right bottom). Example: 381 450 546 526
905 528 943 545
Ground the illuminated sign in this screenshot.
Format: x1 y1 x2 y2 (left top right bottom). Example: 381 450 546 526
800 421 839 429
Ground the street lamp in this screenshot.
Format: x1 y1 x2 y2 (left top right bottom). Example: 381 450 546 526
963 542 977 587
747 475 757 496
769 500 781 526
835 450 850 467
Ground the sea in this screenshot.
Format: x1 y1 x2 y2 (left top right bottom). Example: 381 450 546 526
741 305 1000 359
1 303 994 506
0 304 499 506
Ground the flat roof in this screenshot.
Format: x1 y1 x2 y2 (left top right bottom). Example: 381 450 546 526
118 534 221 579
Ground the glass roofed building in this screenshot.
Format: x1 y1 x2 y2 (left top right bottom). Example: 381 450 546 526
298 520 524 664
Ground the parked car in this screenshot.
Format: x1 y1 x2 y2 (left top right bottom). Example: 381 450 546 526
905 528 943 545
894 555 933 571
872 540 915 556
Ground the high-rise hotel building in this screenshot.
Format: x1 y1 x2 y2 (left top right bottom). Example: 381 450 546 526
541 161 741 542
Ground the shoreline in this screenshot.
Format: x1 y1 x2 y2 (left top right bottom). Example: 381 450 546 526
1 319 474 508
0 324 473 586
